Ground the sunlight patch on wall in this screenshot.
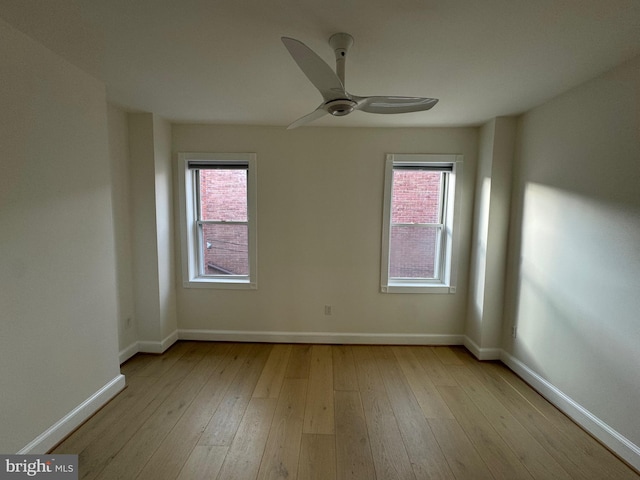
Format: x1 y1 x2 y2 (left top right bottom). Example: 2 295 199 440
515 182 640 394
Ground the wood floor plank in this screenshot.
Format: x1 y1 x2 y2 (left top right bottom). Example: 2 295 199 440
427 417 494 480
353 346 416 479
257 378 308 480
227 343 274 397
216 397 278 480
176 445 228 480
334 390 375 480
437 384 535 480
465 359 624 480
66 344 209 480
431 346 465 366
484 361 640 480
392 346 454 419
286 344 312 379
446 364 572 480
332 345 358 391
198 343 272 446
119 353 157 377
94 345 217 480
52 342 639 480
198 391 248 447
134 341 195 377
136 343 243 480
409 347 458 386
253 344 293 398
449 345 475 364
298 434 336 480
52 374 154 454
373 347 456 480
303 345 334 434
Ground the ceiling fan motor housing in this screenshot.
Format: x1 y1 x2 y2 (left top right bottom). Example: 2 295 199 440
325 99 357 116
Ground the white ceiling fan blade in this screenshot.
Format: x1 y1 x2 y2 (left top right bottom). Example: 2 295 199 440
355 96 439 114
281 37 346 102
287 105 328 129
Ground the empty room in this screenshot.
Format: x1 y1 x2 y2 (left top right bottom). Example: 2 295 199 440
1 1 639 479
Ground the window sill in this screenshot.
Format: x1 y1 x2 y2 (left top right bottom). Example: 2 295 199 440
381 284 456 294
183 278 257 290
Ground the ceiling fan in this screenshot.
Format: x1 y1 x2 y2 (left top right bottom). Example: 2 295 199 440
281 33 438 129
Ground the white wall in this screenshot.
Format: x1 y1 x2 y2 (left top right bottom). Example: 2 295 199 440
0 19 122 452
129 113 177 353
129 114 163 344
173 125 477 341
466 117 516 357
504 55 640 459
108 104 138 354
153 117 178 342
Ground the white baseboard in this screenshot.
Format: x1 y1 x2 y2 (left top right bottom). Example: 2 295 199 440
119 341 139 364
463 336 502 360
18 374 126 454
137 330 179 354
500 350 640 472
178 329 465 346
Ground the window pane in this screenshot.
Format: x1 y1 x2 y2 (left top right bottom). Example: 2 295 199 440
391 170 442 224
389 225 440 279
199 169 247 221
200 224 249 275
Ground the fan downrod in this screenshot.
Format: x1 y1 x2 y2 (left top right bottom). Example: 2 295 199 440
329 33 353 86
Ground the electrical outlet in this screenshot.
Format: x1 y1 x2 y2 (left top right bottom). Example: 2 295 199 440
324 305 332 315
512 326 517 338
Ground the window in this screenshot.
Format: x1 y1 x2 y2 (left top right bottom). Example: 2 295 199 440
178 153 257 289
381 154 462 293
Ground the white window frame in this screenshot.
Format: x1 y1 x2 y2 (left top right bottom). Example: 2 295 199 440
381 154 463 294
178 152 257 289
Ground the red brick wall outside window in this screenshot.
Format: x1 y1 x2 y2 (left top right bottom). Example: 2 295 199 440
389 170 443 278
198 169 249 275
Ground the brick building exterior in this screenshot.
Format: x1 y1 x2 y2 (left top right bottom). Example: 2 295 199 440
199 169 249 275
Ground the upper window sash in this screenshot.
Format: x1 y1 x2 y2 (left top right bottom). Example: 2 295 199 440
193 167 248 222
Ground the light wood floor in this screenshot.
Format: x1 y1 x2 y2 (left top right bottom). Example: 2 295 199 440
53 341 639 480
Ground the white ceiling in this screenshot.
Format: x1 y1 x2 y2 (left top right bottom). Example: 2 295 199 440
2 0 640 128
